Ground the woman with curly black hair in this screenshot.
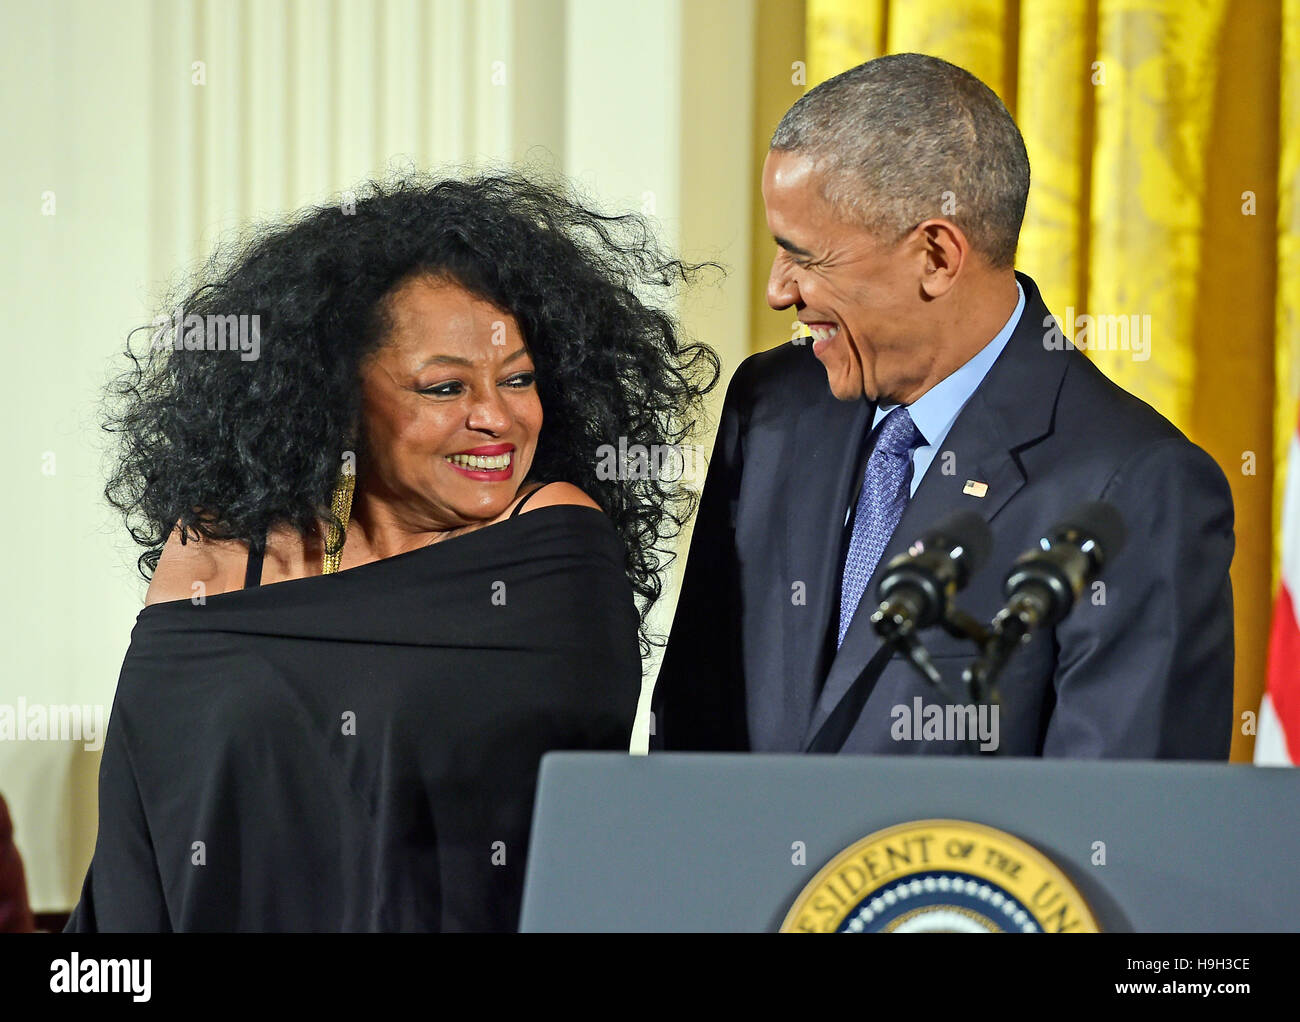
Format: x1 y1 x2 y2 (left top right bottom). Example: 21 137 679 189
66 172 719 932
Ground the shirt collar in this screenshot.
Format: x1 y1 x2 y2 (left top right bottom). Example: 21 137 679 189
873 279 1026 444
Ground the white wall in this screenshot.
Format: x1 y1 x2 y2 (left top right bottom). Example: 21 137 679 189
0 0 756 911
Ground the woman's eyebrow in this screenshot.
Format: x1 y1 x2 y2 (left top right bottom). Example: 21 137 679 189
417 346 529 369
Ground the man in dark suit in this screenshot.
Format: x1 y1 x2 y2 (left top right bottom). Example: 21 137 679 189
653 53 1234 758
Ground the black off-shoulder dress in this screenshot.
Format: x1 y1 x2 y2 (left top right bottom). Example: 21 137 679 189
65 500 641 932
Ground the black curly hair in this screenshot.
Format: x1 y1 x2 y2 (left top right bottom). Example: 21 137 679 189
103 170 722 653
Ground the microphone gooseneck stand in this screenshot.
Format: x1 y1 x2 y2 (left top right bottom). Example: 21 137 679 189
871 600 1005 757
870 501 1125 758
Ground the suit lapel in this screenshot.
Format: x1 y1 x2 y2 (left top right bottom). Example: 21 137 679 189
781 388 873 719
800 272 1066 750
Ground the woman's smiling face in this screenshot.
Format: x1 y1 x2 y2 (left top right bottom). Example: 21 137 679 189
358 275 543 529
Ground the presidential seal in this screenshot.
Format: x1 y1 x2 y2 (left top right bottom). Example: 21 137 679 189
781 819 1099 933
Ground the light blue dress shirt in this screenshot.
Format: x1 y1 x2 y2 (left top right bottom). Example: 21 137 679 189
870 280 1025 499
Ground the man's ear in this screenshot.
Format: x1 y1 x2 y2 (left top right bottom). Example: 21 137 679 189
916 219 968 298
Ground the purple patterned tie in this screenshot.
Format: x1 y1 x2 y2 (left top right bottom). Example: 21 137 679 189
837 406 923 648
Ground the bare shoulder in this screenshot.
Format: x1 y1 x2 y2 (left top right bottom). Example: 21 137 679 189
145 525 249 606
515 481 602 513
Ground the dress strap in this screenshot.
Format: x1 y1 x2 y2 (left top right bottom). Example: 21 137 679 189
510 482 555 519
244 538 265 589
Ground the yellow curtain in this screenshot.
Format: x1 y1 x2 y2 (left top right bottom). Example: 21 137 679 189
1281 0 1300 595
790 0 1294 761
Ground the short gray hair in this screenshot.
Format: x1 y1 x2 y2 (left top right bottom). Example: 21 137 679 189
770 53 1029 269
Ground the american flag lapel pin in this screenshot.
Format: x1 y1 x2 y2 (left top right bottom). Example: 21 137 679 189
963 479 989 498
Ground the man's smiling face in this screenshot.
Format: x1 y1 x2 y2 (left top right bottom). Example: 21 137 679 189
762 148 934 404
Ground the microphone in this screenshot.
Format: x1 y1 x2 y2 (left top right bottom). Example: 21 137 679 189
871 510 993 641
963 501 1125 706
995 500 1126 635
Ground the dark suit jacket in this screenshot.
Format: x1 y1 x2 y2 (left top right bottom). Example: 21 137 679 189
653 273 1234 758
0 793 35 933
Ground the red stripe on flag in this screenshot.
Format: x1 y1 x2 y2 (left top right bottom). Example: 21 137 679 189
1267 584 1300 761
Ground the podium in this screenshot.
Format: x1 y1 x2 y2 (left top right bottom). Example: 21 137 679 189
519 753 1300 932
